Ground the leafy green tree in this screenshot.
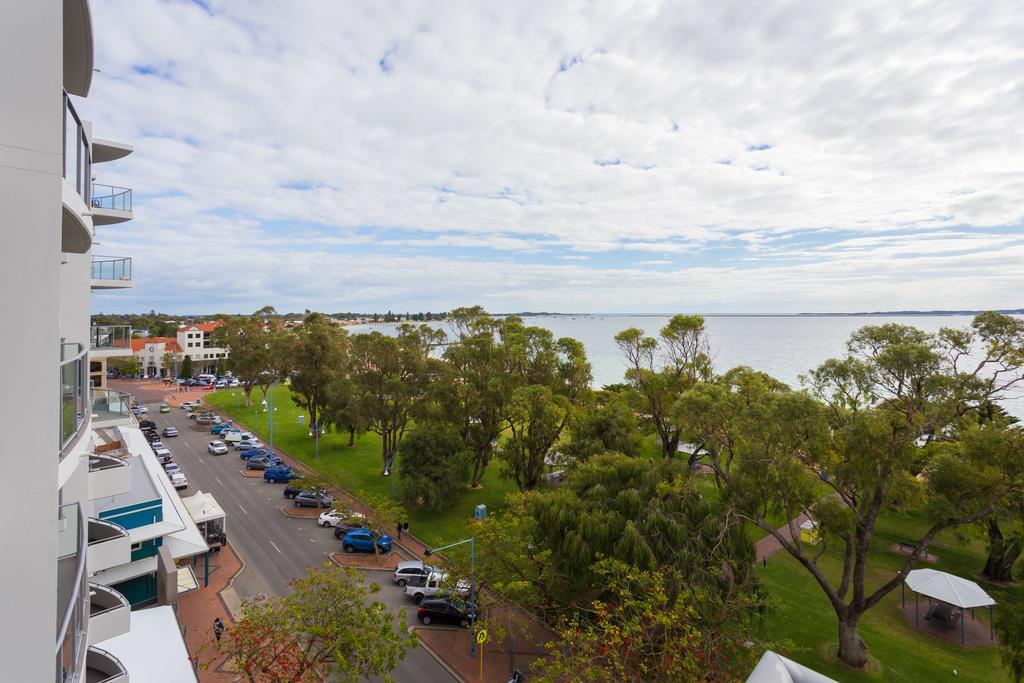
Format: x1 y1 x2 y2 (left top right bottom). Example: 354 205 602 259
975 405 1024 582
286 313 348 440
161 351 174 377
357 490 409 555
999 608 1024 683
117 357 140 378
350 325 445 475
439 306 515 487
323 372 366 448
503 385 572 491
214 316 281 407
499 321 592 490
615 315 712 460
180 354 193 378
531 559 759 683
529 453 758 614
446 495 566 619
398 421 471 510
677 313 1024 668
253 305 278 318
216 563 416 682
562 393 643 463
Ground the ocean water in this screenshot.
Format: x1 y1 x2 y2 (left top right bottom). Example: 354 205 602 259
350 314 1024 418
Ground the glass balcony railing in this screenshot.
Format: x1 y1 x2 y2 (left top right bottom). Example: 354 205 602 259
91 388 134 424
90 325 132 352
63 92 91 206
56 502 88 682
60 343 89 457
90 184 132 212
90 257 132 282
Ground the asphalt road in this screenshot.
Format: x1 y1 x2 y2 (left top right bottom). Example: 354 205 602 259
149 400 459 683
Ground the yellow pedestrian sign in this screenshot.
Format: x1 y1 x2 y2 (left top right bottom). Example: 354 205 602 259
476 628 489 680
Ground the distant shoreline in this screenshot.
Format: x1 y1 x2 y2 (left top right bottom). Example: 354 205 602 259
347 309 1023 323
498 310 1024 318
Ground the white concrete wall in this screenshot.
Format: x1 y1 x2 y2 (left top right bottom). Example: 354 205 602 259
0 1 65 679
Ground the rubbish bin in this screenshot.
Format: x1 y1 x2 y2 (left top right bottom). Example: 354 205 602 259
474 504 487 520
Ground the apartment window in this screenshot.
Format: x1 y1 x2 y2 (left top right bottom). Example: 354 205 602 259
130 542 141 551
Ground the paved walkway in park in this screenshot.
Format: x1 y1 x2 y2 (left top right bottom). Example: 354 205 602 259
755 512 815 563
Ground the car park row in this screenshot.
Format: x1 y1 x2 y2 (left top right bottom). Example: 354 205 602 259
180 396 478 634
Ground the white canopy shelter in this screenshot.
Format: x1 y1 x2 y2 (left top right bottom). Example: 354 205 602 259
905 569 995 608
182 490 225 525
746 651 837 683
903 569 996 644
182 490 227 551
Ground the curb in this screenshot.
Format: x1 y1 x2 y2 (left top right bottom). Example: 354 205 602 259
415 630 467 683
218 546 247 622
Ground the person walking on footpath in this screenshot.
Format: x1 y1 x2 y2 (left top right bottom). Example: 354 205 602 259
396 522 402 540
213 617 225 643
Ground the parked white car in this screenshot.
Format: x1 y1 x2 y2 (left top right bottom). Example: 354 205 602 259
164 462 181 475
223 431 243 444
169 472 188 489
180 401 196 410
235 438 262 451
207 440 228 455
229 379 241 387
318 510 344 527
153 448 172 464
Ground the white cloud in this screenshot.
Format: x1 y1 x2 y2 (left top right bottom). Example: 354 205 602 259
83 0 1024 313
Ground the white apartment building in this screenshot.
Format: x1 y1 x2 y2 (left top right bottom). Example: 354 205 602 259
0 2 199 680
177 321 229 375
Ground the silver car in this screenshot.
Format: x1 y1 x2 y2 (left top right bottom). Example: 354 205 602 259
393 560 435 587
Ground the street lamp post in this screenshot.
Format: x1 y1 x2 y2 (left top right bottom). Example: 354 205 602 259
424 537 476 657
262 384 276 455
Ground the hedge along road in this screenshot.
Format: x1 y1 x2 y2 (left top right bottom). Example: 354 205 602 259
152 398 458 683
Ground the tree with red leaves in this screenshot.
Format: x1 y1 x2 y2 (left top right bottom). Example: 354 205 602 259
217 563 416 682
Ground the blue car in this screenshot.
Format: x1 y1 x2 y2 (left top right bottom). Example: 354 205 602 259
341 529 392 554
240 447 269 460
263 465 298 483
211 422 234 435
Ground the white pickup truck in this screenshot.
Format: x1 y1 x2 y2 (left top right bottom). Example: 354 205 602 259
405 571 470 605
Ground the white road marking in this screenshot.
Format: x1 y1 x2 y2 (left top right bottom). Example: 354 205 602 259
269 540 283 554
238 504 248 514
215 477 223 486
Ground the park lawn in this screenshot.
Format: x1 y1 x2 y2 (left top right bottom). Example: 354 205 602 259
204 385 520 547
757 508 1016 682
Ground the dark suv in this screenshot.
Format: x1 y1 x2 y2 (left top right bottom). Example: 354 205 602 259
282 481 307 499
417 597 474 628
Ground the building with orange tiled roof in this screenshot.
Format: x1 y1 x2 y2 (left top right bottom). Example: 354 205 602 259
175 321 228 375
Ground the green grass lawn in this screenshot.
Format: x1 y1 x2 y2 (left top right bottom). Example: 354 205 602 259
204 385 519 547
758 509 1016 682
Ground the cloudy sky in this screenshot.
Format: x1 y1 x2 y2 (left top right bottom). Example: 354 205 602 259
83 0 1024 315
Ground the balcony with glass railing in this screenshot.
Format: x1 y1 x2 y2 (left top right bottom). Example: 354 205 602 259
86 517 131 575
61 343 90 458
57 502 89 682
62 92 92 253
91 388 135 428
90 326 132 354
90 257 132 289
90 184 133 225
84 647 128 683
86 583 130 646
